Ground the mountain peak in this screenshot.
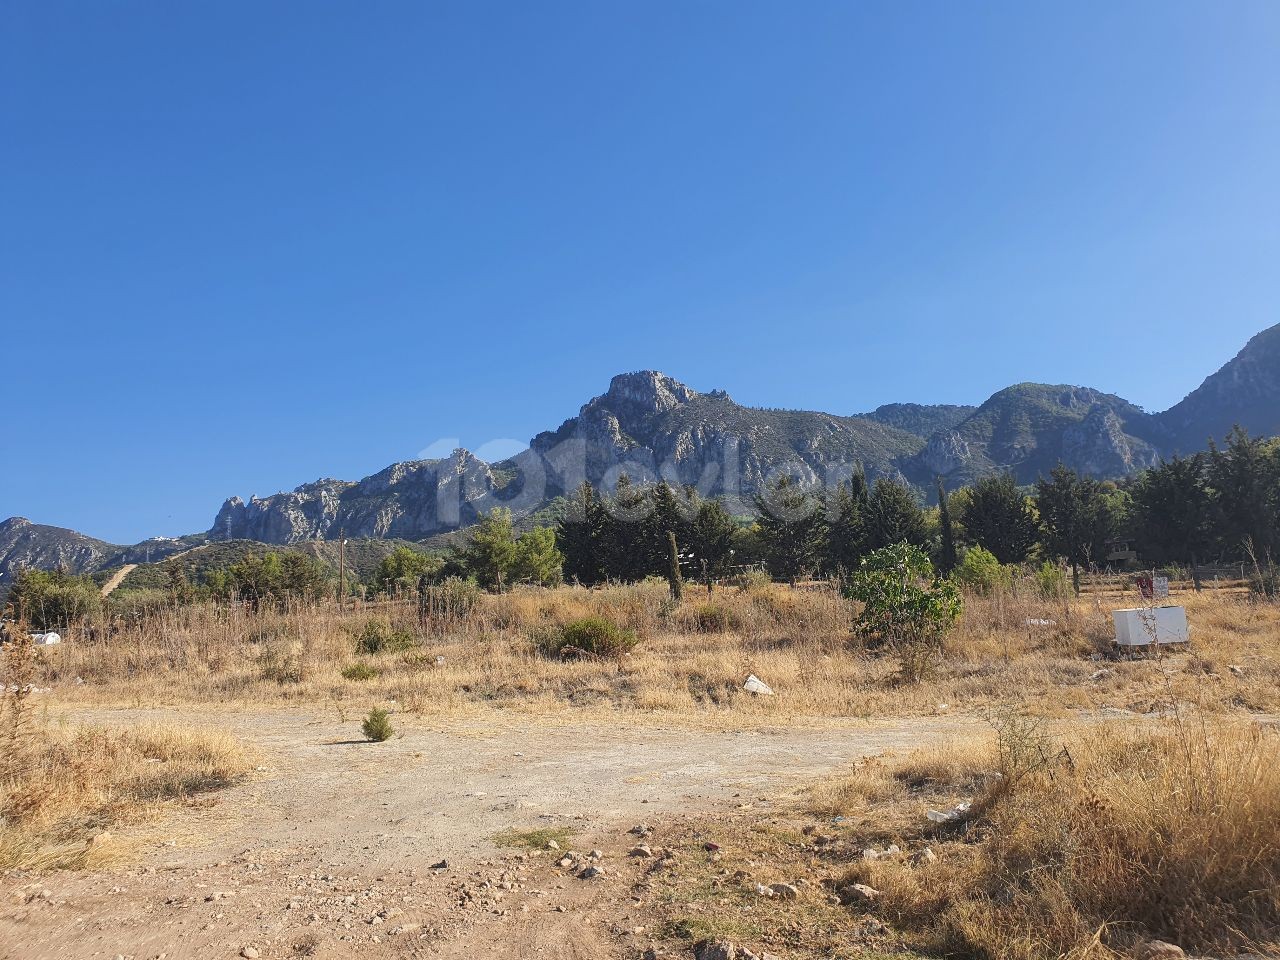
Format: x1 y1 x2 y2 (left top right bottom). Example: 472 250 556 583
600 371 700 415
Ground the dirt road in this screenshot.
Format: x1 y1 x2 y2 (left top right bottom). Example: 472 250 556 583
0 708 971 960
98 565 138 598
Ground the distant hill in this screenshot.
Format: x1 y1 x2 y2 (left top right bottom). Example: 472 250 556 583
106 538 426 593
860 402 978 439
1156 323 1280 453
3 322 1277 580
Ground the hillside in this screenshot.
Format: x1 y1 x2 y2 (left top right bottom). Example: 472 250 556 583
1158 322 1280 452
3 322 1278 576
903 384 1167 487
108 538 429 593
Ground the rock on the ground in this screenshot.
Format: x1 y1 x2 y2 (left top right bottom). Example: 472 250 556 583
769 883 799 899
838 883 880 907
1134 942 1185 960
694 941 737 960
629 844 654 858
909 846 938 866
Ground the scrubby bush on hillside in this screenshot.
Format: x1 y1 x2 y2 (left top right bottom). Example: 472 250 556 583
536 616 637 659
352 617 416 655
1034 560 1070 600
4 568 101 630
341 662 379 681
691 603 737 633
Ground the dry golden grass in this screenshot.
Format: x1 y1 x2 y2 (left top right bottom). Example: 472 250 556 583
0 721 253 869
821 716 1280 959
651 713 1280 960
28 580 1280 725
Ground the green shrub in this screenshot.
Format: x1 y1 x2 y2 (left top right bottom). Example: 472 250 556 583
952 546 1012 596
692 603 737 633
537 616 638 658
732 568 773 592
353 617 416 655
5 568 102 630
258 645 305 684
341 662 379 682
844 543 962 683
362 707 395 742
1034 560 1070 600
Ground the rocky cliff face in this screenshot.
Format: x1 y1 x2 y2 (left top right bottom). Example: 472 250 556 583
212 449 496 544
0 517 117 583
528 371 924 507
901 383 1167 487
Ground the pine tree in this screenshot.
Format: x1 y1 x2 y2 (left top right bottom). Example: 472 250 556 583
1035 465 1118 593
825 471 870 573
753 476 826 584
1208 427 1280 559
1130 454 1213 580
864 478 927 551
459 508 518 591
960 473 1040 565
557 482 605 586
936 478 957 575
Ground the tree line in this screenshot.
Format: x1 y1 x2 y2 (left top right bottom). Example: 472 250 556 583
554 427 1280 592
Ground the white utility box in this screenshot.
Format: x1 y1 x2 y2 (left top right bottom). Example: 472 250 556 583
1112 606 1189 646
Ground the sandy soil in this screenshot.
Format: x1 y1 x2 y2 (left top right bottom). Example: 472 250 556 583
0 707 971 960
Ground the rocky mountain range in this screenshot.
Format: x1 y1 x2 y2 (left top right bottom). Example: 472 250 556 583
3 322 1277 583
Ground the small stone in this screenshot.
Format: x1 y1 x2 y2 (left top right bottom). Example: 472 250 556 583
89 831 113 850
703 842 721 853
839 883 880 906
754 883 774 897
546 840 560 850
769 883 799 900
578 866 605 880
1134 942 1186 960
694 941 737 960
628 845 653 858
240 949 260 960
909 846 938 866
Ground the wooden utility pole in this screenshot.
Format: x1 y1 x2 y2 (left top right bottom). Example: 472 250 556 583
338 529 346 608
666 531 683 602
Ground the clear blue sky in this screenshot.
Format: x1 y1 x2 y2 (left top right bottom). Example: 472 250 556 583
3 1 1278 544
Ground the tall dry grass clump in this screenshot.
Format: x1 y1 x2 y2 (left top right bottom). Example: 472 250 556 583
871 716 1280 959
0 720 252 870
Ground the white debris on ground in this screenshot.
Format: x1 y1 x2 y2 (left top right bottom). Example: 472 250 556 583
743 675 774 696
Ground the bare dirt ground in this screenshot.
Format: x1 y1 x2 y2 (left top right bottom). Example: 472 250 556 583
0 708 972 960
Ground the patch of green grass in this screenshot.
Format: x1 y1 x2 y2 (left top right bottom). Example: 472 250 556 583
491 826 575 850
341 662 379 681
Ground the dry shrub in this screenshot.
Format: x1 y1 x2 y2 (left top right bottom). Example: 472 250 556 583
875 717 1280 958
0 721 252 869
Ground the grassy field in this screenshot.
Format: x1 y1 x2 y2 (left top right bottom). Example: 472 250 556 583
26 578 1280 723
